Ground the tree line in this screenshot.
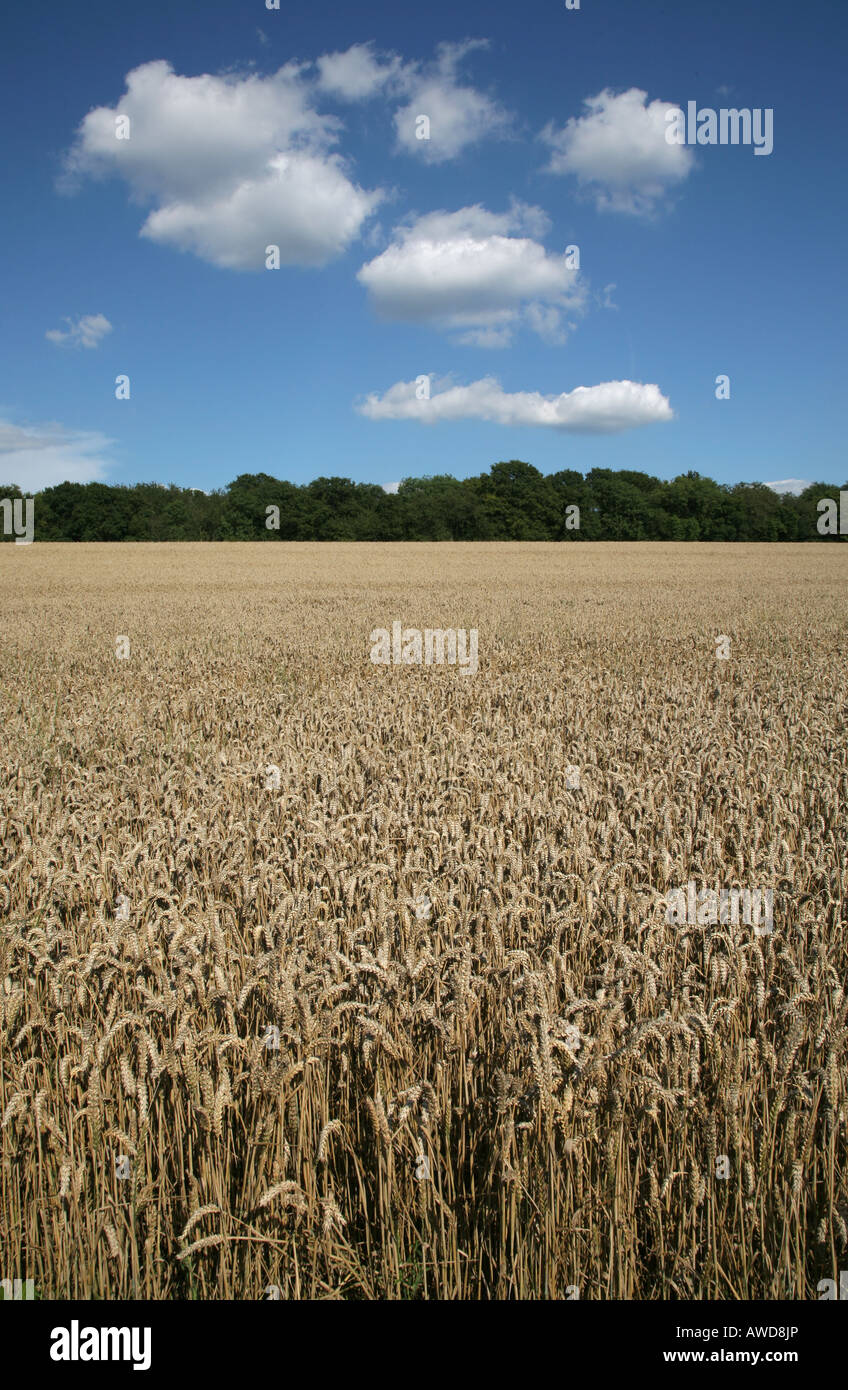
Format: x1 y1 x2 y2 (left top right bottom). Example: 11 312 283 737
1 462 845 541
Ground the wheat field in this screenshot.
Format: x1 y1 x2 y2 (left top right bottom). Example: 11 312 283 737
1 541 846 1300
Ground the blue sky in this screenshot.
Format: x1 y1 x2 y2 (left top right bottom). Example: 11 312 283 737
1 0 845 495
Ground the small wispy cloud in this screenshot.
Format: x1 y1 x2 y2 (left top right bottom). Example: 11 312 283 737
46 313 112 349
392 40 512 163
765 478 811 496
0 416 115 489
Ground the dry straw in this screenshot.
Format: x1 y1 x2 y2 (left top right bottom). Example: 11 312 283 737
0 541 845 1299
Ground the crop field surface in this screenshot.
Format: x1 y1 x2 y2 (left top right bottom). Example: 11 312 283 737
1 541 846 1300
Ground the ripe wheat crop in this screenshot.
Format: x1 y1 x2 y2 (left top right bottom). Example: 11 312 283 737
1 541 846 1299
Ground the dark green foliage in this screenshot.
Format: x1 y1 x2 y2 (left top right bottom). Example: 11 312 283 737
1 466 845 541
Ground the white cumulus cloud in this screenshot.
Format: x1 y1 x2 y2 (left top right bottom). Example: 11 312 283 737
541 87 695 215
358 202 586 346
0 418 115 490
141 151 380 270
45 313 112 349
392 40 512 163
316 42 403 100
62 60 383 269
357 376 674 433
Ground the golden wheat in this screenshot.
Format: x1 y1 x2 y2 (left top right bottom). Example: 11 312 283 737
0 541 846 1299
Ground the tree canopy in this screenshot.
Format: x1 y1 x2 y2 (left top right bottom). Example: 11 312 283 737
1 464 844 541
